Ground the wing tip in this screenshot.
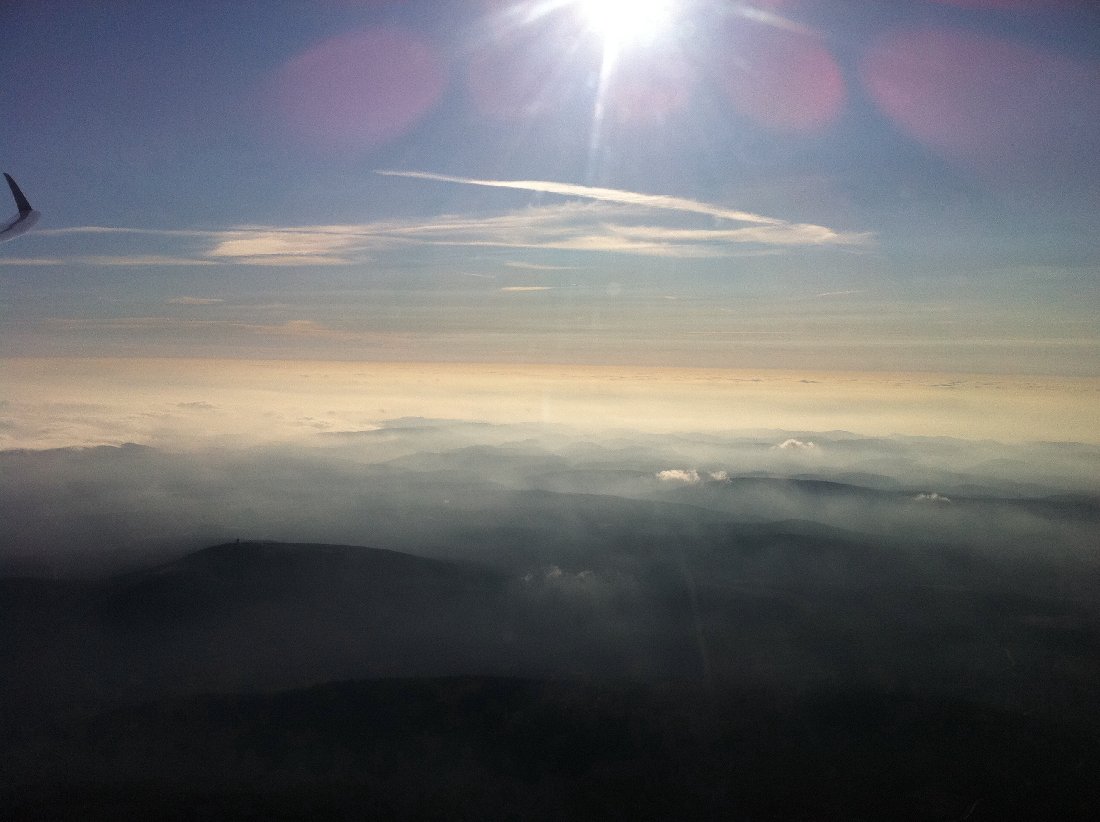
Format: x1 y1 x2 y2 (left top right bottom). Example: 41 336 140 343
4 173 34 215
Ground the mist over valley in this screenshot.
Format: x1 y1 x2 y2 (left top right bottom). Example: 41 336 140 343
3 420 1099 817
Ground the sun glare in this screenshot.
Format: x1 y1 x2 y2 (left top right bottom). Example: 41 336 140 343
579 0 673 49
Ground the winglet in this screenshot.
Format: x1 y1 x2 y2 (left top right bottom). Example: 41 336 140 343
4 173 33 215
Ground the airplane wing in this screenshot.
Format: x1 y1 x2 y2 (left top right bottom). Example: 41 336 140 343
0 173 40 242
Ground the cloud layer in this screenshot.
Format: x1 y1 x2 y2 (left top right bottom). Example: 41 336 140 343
31 174 870 268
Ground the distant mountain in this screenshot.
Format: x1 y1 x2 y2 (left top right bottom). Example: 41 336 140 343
100 541 499 623
0 542 518 723
3 533 1097 745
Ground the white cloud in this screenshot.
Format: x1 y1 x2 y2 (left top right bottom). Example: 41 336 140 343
914 492 952 504
657 468 701 483
656 468 738 484
776 438 817 450
522 566 597 585
205 227 371 263
520 566 618 602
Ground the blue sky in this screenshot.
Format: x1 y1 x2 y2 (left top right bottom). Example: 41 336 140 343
1 0 1098 375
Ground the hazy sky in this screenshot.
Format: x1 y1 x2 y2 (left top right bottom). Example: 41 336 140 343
1 1 1098 442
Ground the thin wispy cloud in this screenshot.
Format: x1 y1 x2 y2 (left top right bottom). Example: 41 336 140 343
45 316 372 341
501 286 555 292
19 174 869 270
38 225 376 267
167 297 224 305
368 202 817 257
377 170 871 252
607 223 871 247
205 227 376 264
73 255 219 267
417 233 731 257
38 226 213 237
505 261 579 271
215 254 355 266
686 330 788 336
377 170 785 226
0 257 64 266
373 202 607 239
216 202 729 259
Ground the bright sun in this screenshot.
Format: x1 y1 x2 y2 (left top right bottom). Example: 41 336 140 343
578 0 673 50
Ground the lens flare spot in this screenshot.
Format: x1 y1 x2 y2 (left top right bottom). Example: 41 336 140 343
275 27 445 150
718 24 845 132
862 26 1100 192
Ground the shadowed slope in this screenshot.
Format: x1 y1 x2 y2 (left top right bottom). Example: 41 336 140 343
2 676 1097 820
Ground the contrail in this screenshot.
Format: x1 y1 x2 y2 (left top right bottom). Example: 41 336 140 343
377 170 785 226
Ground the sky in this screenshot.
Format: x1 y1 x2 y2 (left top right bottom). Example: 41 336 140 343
1 0 1099 445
